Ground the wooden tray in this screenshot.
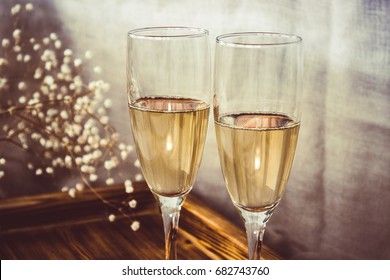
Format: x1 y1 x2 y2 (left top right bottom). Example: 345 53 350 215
0 181 281 260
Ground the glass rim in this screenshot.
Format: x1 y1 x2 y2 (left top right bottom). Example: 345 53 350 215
128 26 209 39
216 32 302 47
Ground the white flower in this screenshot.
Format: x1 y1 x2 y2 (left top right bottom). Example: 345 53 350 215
23 55 31 62
63 56 71 64
27 163 34 170
89 174 98 182
90 126 99 135
93 66 102 74
16 54 23 61
75 157 83 165
39 138 46 147
61 64 71 75
77 136 86 145
111 133 119 141
34 68 43 79
74 145 81 153
106 177 114 185
12 29 21 40
45 138 53 148
134 159 141 168
11 4 21 15
85 51 93 59
0 170 4 179
130 221 140 231
54 40 61 49
2 38 10 48
18 96 26 104
135 173 143 181
100 116 109 125
124 180 134 193
25 3 34 11
101 81 110 92
73 75 83 87
46 108 57 117
64 155 72 164
33 43 40 51
75 183 84 191
82 154 92 164
17 122 25 130
44 75 55 85
31 132 41 141
61 186 69 192
63 96 72 103
18 82 27 91
45 61 52 71
103 99 112 109
88 81 96 90
92 150 102 159
35 168 43 175
73 123 82 134
50 33 58 40
42 37 50 45
0 158 5 165
68 188 76 198
95 107 104 116
75 116 84 126
41 49 55 61
0 58 8 66
0 78 7 89
120 150 128 160
88 166 96 174
74 58 82 67
80 165 89 173
104 160 113 170
108 214 116 222
99 138 108 147
46 167 54 174
124 143 133 151
64 49 73 56
128 199 137 208
60 110 68 119
13 45 21 52
18 133 26 143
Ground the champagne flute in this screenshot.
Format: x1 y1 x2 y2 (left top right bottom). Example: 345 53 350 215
127 27 211 260
213 32 303 259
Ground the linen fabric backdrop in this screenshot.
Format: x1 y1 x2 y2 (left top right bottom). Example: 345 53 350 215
0 0 389 260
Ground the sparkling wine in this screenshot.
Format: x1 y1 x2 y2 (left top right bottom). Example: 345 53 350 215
129 96 209 196
215 112 300 211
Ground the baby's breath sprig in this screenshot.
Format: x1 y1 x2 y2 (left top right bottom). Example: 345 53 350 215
0 3 142 231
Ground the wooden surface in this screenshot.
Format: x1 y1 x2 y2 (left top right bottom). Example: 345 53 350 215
0 181 281 260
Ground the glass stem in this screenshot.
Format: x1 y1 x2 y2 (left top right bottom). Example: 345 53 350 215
238 207 275 260
245 220 266 260
155 194 186 260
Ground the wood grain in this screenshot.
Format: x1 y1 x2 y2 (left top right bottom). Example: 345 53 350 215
0 182 281 260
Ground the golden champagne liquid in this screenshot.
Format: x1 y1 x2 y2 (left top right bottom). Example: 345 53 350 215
129 97 210 197
215 113 300 211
